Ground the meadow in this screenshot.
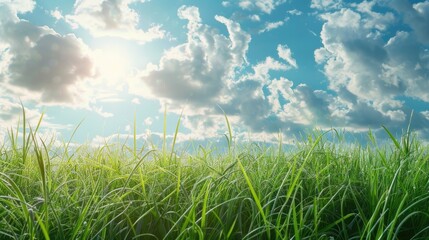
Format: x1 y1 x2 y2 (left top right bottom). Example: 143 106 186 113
1 108 429 239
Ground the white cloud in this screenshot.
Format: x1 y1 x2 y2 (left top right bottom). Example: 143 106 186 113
249 57 288 84
249 14 261 22
130 5 324 141
131 98 141 104
311 0 342 10
320 8 361 29
65 0 165 44
422 111 429 120
277 44 297 68
238 0 286 14
314 2 429 129
0 96 73 146
144 117 153 126
92 106 114 118
413 1 429 14
221 1 231 7
265 78 346 127
239 1 253 10
0 3 96 105
50 8 64 20
314 47 331 64
134 5 251 106
258 20 285 33
126 2 429 142
95 91 124 103
288 9 302 16
177 5 201 23
179 114 239 141
353 1 395 31
0 97 23 127
89 132 156 147
390 0 429 44
0 0 35 15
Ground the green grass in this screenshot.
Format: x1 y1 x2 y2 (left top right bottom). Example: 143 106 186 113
1 108 429 239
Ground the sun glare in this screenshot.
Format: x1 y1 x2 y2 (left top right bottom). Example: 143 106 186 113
94 44 132 82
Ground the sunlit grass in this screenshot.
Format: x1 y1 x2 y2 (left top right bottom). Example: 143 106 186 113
1 107 429 239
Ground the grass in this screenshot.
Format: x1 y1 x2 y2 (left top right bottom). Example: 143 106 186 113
1 108 429 239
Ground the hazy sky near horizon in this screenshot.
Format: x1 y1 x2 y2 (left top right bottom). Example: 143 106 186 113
1 0 429 146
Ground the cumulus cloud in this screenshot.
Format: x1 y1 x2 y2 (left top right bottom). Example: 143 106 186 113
248 56 289 84
135 5 250 105
0 97 23 124
277 44 297 68
390 0 429 44
214 45 321 136
0 0 35 15
127 2 429 142
311 0 342 10
238 0 286 14
0 3 96 105
133 6 315 140
66 0 164 44
0 96 73 145
314 0 429 129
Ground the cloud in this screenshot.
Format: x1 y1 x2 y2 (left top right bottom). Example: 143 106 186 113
214 46 321 136
288 9 302 16
239 1 253 10
0 96 73 145
221 1 231 7
50 8 64 20
249 14 261 22
131 98 141 104
238 0 286 14
248 56 289 84
92 106 114 118
277 44 297 68
390 0 429 44
144 117 153 126
258 20 285 33
89 131 158 147
133 6 313 140
353 1 395 31
314 1 429 129
135 21 322 141
0 97 23 124
129 1 429 143
311 0 342 10
0 3 96 105
0 0 35 15
134 5 251 105
65 0 164 44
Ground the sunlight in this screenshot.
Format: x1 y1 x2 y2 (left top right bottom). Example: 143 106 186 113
94 44 132 83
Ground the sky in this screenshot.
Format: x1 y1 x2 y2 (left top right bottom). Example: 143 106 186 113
1 0 429 147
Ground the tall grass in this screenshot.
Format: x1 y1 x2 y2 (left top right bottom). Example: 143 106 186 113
1 107 429 239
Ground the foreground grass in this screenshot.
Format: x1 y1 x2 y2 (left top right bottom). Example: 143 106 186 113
1 113 429 239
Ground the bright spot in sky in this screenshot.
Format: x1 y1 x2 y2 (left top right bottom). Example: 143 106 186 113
94 44 132 83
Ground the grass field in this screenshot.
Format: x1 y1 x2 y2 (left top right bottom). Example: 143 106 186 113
1 109 429 239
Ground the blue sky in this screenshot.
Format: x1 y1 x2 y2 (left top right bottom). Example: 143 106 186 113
1 0 429 147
